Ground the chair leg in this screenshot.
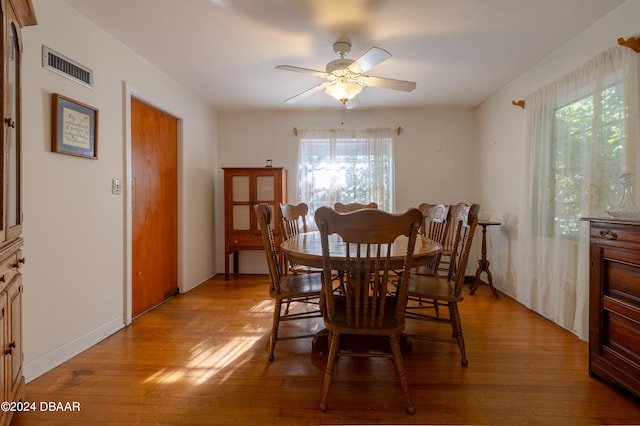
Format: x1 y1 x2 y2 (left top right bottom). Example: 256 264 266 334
417 296 439 317
269 300 283 361
320 332 340 412
449 302 468 366
389 334 415 414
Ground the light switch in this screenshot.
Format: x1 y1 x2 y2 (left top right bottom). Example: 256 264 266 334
112 178 122 195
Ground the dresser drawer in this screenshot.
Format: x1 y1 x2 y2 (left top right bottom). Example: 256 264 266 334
591 221 640 250
603 256 640 307
602 306 640 373
0 251 22 290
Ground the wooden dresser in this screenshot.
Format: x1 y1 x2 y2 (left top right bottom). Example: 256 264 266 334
222 167 287 280
0 1 36 425
585 218 640 398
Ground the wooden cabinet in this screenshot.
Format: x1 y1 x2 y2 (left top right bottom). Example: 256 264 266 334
222 167 287 280
0 1 35 424
585 218 640 398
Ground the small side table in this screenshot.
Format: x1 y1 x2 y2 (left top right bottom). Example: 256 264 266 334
470 221 501 300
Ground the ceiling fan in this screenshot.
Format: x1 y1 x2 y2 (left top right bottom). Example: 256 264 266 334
275 38 416 108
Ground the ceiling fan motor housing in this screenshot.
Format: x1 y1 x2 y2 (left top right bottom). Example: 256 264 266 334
326 58 354 73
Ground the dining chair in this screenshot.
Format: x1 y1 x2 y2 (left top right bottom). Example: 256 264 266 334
314 206 423 414
436 202 468 278
405 203 480 366
255 204 323 361
333 201 378 212
414 203 450 276
411 203 451 317
279 203 323 275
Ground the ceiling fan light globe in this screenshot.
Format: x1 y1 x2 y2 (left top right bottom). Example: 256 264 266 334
325 78 363 103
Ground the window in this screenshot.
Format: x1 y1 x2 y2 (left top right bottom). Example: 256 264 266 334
296 128 395 215
522 44 639 340
551 82 626 237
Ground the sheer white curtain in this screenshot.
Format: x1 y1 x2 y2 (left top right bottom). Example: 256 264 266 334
520 45 640 340
296 128 395 217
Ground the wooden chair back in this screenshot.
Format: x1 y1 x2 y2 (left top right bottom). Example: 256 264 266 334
255 204 282 292
417 203 450 273
333 201 378 213
431 202 466 276
314 207 422 330
280 203 309 239
448 203 480 291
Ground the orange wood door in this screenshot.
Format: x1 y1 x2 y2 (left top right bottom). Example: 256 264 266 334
131 97 178 317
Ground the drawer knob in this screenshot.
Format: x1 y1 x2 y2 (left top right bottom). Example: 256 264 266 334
12 258 25 269
599 229 618 240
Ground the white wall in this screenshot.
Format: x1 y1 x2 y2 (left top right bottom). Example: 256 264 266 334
475 1 640 301
216 107 476 274
22 0 218 381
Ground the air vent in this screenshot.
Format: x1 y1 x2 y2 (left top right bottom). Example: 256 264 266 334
42 46 93 89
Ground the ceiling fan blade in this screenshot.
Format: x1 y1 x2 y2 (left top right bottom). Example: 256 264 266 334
364 75 416 92
348 47 391 74
345 95 360 109
275 65 328 77
283 82 329 104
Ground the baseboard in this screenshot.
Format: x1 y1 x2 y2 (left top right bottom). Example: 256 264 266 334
23 316 124 382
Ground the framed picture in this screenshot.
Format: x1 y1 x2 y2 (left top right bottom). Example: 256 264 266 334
51 93 98 159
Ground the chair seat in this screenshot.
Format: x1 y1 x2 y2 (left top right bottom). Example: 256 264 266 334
270 273 323 300
411 264 437 276
408 275 464 302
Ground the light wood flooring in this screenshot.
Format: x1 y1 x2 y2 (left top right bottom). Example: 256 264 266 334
11 274 640 425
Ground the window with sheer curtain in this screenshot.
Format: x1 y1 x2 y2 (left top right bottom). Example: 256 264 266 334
522 45 639 340
546 82 626 238
296 128 395 217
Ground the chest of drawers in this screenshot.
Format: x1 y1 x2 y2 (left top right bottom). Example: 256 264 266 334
586 218 640 398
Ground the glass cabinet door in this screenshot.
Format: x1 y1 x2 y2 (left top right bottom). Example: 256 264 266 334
256 175 275 202
230 175 250 231
5 21 21 240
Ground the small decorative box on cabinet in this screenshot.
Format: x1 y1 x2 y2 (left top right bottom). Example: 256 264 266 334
222 167 287 280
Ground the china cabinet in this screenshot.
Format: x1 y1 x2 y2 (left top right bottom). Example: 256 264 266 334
0 1 36 424
585 218 640 399
222 167 287 280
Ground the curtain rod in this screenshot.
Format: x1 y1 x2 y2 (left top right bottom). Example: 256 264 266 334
511 36 640 110
618 36 640 53
293 127 403 136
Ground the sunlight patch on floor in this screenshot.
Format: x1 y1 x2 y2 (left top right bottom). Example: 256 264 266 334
143 300 273 386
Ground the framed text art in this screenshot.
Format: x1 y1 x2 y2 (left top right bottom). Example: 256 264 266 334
51 93 98 159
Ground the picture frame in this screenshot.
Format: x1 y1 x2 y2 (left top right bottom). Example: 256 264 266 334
51 93 98 159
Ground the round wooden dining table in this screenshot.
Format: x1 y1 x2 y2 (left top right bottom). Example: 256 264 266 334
281 231 442 270
281 231 442 353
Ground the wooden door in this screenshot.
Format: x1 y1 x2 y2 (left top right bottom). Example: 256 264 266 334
131 97 178 317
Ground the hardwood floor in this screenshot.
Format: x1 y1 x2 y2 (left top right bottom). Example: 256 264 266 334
12 275 640 425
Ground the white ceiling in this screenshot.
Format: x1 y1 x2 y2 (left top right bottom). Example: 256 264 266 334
62 0 624 110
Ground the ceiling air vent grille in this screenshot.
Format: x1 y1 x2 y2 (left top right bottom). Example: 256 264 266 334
42 46 93 89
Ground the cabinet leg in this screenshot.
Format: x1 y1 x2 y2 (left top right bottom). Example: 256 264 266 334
225 250 230 281
233 252 239 276
225 250 239 281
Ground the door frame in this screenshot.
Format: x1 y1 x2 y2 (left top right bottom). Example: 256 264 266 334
124 82 184 325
